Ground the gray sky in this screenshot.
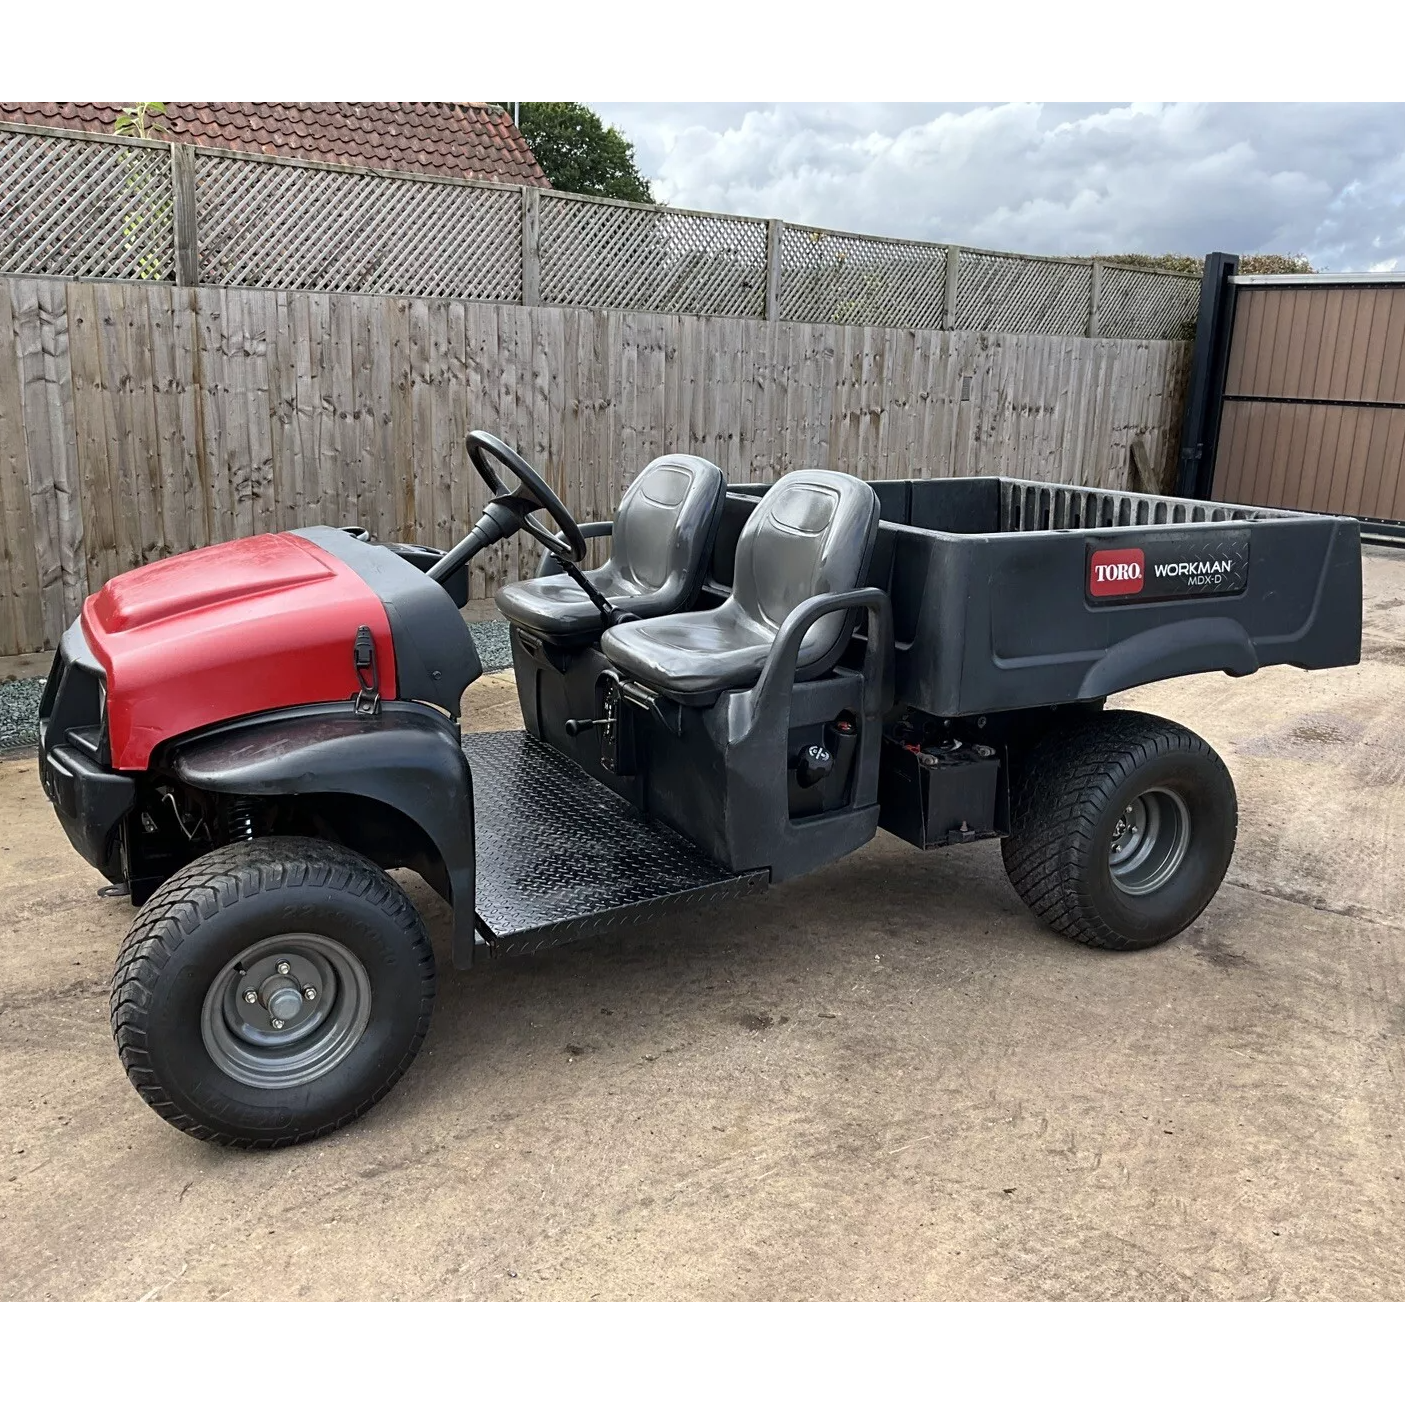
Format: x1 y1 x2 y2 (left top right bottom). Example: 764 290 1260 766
591 102 1405 271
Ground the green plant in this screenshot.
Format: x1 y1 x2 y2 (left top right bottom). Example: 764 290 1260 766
112 103 172 280
1238 253 1315 275
503 102 653 203
1098 252 1315 276
113 102 169 140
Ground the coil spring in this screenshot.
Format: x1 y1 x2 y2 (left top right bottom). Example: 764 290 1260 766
227 798 257 843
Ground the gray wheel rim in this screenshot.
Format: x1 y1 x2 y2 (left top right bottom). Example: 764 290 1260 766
1108 787 1192 896
200 933 372 1090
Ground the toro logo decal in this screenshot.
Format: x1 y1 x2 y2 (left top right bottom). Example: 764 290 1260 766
1086 529 1251 606
1089 548 1145 598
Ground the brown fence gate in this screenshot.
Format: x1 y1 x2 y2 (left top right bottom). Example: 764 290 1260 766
1210 273 1405 535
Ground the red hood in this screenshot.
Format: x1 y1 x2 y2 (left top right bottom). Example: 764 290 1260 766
83 533 396 770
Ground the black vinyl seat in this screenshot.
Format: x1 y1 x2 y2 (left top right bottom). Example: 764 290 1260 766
601 470 880 699
495 455 727 642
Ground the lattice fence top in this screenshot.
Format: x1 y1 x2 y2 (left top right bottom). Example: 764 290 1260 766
780 224 947 328
1097 260 1200 340
957 251 1094 337
0 122 1204 340
0 125 173 283
539 195 767 318
195 147 523 300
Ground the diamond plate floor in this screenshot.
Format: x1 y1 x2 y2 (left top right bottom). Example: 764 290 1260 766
464 730 766 954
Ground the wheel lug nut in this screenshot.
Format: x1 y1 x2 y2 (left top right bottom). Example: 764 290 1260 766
303 986 317 1001
276 961 291 976
271 1018 285 1030
243 989 258 1004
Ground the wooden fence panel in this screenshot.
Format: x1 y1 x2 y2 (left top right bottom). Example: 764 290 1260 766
0 274 1192 655
12 277 87 642
0 285 43 654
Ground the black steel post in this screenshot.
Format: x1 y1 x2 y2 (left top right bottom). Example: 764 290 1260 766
1175 252 1240 499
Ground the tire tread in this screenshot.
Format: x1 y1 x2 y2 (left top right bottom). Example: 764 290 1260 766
1001 709 1235 951
110 838 435 1150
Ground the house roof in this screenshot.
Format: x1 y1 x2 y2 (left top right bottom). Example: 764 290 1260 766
0 102 550 187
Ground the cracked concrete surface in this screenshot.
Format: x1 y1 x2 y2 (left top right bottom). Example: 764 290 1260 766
1 553 1403 1301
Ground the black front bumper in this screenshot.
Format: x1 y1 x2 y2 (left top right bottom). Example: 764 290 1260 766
37 622 134 882
39 743 134 880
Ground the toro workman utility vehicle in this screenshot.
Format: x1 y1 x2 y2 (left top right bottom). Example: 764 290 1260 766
37 432 1362 1147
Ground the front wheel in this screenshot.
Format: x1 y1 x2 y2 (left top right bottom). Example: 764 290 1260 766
1001 710 1237 950
110 838 436 1148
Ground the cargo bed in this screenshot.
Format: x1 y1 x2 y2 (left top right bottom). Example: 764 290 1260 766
717 476 1362 716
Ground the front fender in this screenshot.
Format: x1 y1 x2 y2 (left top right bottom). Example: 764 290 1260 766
166 702 478 966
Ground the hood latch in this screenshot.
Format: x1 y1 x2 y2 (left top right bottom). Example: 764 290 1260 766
353 625 382 717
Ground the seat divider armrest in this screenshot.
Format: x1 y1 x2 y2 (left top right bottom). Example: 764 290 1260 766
746 588 892 725
730 587 892 813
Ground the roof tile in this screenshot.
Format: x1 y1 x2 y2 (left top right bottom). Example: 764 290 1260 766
0 100 549 187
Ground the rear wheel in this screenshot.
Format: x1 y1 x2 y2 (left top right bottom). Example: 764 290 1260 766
111 837 435 1148
1001 710 1237 950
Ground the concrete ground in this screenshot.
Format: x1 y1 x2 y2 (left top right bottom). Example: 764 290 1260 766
2 553 1403 1301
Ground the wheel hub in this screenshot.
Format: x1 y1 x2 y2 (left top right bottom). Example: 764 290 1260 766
1108 787 1192 896
201 934 371 1090
260 974 305 1024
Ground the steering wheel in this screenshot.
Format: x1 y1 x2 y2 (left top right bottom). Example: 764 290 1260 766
426 431 587 588
467 431 587 563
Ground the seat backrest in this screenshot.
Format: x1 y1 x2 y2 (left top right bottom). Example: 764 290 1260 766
730 469 880 674
605 455 727 607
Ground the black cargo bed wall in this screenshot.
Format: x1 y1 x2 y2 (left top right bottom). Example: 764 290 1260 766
768 474 1284 539
996 479 1278 533
873 518 1358 718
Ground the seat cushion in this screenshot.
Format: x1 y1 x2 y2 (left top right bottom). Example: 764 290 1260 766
495 454 725 641
601 598 775 696
495 562 647 640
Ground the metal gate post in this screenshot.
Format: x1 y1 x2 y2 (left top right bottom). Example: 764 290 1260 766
1175 251 1240 499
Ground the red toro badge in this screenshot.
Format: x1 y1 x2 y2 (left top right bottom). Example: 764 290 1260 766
1089 547 1145 598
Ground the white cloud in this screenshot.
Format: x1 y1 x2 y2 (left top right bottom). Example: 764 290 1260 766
593 102 1405 271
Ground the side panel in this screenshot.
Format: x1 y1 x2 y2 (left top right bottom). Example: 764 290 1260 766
872 506 1361 717
978 516 1361 707
167 703 479 967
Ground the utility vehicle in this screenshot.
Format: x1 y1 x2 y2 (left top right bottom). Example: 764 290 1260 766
37 431 1362 1147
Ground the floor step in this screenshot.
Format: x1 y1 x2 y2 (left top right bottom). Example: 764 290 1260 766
464 729 766 955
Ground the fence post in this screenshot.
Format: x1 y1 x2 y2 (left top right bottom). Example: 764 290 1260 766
1088 259 1102 338
943 245 961 330
765 218 783 321
521 187 541 306
170 143 199 287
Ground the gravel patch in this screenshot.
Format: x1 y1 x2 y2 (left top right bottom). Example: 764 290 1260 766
469 620 512 673
0 677 45 751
